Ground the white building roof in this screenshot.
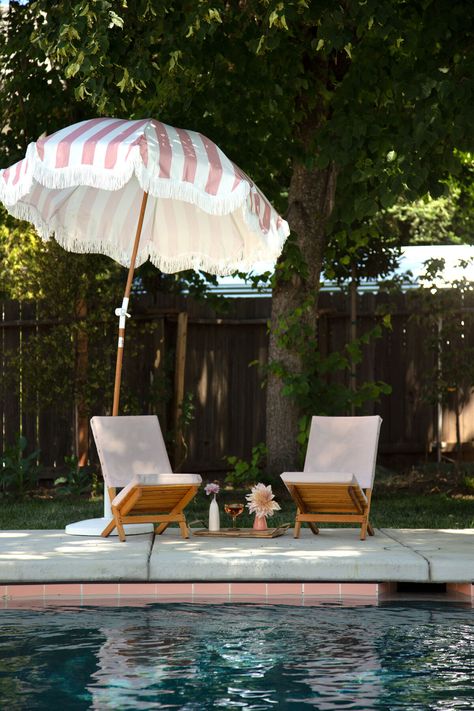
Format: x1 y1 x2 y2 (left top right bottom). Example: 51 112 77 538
209 245 474 297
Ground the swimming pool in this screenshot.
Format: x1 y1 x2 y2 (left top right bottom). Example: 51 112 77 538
0 602 473 709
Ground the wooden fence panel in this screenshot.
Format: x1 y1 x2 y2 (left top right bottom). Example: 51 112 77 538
2 290 474 472
183 319 267 472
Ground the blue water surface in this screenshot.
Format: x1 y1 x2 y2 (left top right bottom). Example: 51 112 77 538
0 601 472 710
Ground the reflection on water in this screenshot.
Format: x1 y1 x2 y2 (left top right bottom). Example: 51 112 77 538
0 603 473 710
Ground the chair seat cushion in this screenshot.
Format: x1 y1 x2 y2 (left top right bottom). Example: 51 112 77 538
281 472 367 503
132 472 202 486
112 472 202 507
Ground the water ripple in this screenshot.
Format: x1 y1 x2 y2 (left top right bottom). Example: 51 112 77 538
0 602 472 710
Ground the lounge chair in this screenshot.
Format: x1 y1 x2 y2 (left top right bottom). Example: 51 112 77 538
91 415 202 541
281 415 382 540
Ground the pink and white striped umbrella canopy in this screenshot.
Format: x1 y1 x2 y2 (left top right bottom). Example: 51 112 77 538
0 117 289 274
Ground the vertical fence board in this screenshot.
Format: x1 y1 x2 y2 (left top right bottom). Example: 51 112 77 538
3 301 21 448
20 301 38 454
150 317 166 423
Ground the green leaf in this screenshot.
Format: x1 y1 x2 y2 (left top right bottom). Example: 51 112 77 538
269 10 278 27
78 3 90 17
65 62 81 78
116 67 129 92
109 11 124 29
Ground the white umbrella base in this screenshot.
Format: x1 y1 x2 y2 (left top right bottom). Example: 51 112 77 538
65 518 154 536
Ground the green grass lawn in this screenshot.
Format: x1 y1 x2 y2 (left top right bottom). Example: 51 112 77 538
1 489 473 530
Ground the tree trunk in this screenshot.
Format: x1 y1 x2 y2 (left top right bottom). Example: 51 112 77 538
265 151 337 475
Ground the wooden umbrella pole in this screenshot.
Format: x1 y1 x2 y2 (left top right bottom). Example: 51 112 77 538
112 191 149 416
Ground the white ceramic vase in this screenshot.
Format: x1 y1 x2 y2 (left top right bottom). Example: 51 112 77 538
209 495 220 531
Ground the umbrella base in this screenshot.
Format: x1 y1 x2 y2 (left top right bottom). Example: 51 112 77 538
65 517 154 536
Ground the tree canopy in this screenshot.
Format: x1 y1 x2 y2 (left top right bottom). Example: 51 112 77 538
2 0 474 469
9 1 471 220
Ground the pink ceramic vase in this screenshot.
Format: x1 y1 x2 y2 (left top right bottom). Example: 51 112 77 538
253 514 267 530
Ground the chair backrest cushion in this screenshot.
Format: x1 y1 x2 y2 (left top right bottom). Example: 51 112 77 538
304 416 382 489
91 415 173 488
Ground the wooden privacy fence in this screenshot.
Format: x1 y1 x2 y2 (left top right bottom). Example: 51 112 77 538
1 290 473 474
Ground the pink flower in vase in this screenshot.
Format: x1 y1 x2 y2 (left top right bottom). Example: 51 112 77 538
205 482 220 496
246 483 280 528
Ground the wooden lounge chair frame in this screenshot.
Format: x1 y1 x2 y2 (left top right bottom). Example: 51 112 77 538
102 482 200 542
284 480 374 541
281 416 382 541
91 415 202 542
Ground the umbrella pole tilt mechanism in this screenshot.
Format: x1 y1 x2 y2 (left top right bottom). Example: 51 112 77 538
112 190 149 417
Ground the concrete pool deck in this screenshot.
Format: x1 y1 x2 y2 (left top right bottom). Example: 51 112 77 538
0 528 473 605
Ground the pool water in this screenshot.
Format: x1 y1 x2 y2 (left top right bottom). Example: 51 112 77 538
0 602 473 710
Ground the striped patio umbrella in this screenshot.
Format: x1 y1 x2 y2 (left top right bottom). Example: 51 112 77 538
0 117 290 415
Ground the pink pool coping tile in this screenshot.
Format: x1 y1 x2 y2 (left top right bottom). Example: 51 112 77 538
193 582 230 596
266 583 303 596
7 584 45 599
230 583 267 596
155 583 193 596
447 583 474 599
1 581 473 607
303 583 340 596
82 583 119 596
119 583 157 596
41 583 82 597
340 583 379 597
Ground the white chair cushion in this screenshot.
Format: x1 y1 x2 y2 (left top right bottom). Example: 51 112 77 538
132 473 202 486
303 415 382 489
91 415 174 488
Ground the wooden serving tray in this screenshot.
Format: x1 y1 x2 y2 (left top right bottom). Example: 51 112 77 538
192 524 290 538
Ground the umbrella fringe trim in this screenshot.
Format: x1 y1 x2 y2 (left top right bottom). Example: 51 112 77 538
137 167 251 216
242 203 290 244
0 178 34 208
3 149 264 219
2 201 287 275
2 146 290 232
29 149 137 194
0 201 132 266
146 246 283 276
1 177 289 246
